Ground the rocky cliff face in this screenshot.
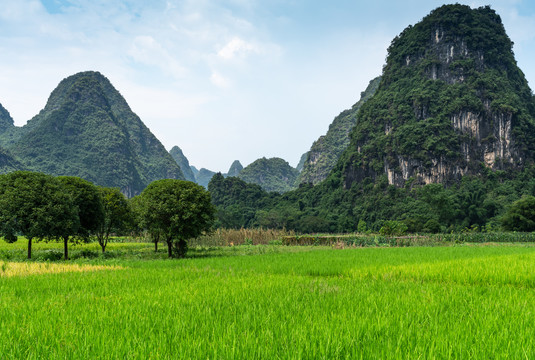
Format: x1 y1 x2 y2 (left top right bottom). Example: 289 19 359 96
298 76 380 185
341 4 535 188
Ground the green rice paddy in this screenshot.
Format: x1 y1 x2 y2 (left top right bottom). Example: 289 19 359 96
1 240 535 358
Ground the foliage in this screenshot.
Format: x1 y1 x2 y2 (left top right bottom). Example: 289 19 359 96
4 71 184 197
0 171 78 259
169 146 196 182
335 4 535 188
501 195 535 231
95 187 131 253
298 76 381 185
139 179 216 257
379 220 408 236
238 157 299 193
57 176 104 259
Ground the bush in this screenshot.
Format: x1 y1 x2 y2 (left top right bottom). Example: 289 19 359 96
423 219 441 233
38 250 63 261
379 221 408 236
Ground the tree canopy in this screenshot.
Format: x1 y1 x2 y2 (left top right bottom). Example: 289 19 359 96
139 179 215 257
0 171 78 258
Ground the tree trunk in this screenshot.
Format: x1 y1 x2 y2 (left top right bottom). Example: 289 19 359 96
100 242 106 253
155 241 158 252
63 236 69 260
27 237 32 259
167 239 173 258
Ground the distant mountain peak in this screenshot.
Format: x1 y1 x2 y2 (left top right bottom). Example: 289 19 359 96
8 71 184 196
170 145 196 182
227 160 243 177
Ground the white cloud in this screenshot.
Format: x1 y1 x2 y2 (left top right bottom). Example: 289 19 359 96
128 35 187 79
210 71 231 88
217 37 259 60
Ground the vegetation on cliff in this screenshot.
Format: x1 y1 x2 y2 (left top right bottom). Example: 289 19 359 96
170 146 196 182
238 157 299 193
209 5 535 234
2 72 184 196
298 76 381 185
339 4 535 187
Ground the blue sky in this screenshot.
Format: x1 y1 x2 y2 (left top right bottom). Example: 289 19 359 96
1 0 535 172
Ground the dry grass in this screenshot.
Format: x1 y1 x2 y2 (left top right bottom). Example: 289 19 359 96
190 228 296 246
0 261 124 278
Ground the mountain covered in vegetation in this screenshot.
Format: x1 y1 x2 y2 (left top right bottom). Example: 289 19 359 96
238 157 299 193
0 147 23 174
298 76 381 185
1 72 184 196
339 4 535 188
226 160 243 177
170 146 196 182
209 4 535 233
0 104 14 133
194 168 217 188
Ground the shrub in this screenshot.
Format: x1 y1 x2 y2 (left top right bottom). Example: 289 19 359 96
379 221 408 236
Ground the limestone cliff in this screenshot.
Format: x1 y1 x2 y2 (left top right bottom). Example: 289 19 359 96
298 76 380 185
340 4 535 188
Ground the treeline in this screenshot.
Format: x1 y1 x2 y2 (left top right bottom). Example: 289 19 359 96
208 166 535 234
0 171 214 260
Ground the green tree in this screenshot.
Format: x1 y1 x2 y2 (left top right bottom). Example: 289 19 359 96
140 179 215 258
95 187 130 253
501 196 535 231
0 171 77 259
57 176 104 259
130 195 161 252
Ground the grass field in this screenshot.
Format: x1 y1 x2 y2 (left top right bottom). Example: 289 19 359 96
1 240 535 358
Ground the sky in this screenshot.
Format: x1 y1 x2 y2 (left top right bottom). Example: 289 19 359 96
1 0 535 172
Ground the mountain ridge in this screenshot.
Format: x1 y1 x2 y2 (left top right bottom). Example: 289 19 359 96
2 71 184 196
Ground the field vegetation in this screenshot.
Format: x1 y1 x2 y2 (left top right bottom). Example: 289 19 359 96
1 238 535 358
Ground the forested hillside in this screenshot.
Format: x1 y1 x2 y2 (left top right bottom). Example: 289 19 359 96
209 4 535 233
170 146 196 182
0 72 184 196
238 157 299 193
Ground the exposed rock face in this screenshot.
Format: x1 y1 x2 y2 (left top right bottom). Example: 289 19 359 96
170 146 196 182
341 5 535 188
298 76 380 185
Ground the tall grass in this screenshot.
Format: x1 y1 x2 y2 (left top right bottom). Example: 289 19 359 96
190 227 295 246
1 245 535 358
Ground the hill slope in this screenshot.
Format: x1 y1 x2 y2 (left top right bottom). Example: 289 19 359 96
170 146 196 182
298 76 381 185
209 5 535 233
238 157 299 193
7 71 184 196
226 160 243 177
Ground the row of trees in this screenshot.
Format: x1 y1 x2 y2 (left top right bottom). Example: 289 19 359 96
0 171 215 259
208 169 535 234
